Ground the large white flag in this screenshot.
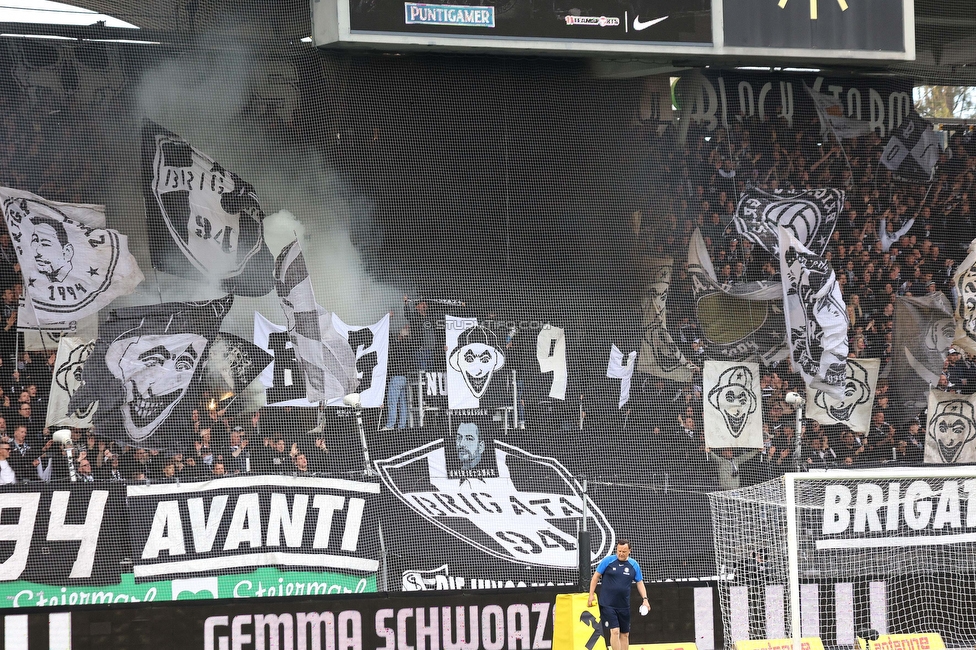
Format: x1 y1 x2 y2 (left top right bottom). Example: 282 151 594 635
805 358 879 434
925 389 976 464
331 313 390 408
952 239 976 357
445 314 506 410
1 186 144 326
536 324 567 400
253 312 317 408
779 227 849 399
45 336 96 428
703 360 763 448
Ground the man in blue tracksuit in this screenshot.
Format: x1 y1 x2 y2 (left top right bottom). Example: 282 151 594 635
587 539 650 650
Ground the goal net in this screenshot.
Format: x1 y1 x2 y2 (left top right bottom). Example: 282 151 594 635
708 468 976 648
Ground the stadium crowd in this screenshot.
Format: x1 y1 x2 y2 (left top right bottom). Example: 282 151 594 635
3 78 976 489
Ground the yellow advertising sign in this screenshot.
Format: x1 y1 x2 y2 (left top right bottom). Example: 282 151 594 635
858 634 945 650
735 638 826 650
553 593 608 650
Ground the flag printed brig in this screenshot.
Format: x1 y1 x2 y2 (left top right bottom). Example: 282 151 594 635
274 240 358 404
733 187 843 255
806 358 880 434
703 360 763 449
1 186 144 326
69 296 233 449
636 256 692 382
687 229 788 364
881 113 941 183
779 227 849 399
142 120 274 296
925 389 976 464
331 313 391 409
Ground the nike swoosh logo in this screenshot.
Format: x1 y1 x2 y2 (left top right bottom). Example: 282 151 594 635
633 15 668 30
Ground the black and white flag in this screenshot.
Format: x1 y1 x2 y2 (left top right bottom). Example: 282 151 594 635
331 313 390 409
733 187 843 255
881 113 941 183
953 239 976 357
45 336 97 429
687 229 788 364
806 86 874 140
69 296 233 448
207 332 274 397
891 293 954 414
925 389 976 464
703 360 762 448
779 227 849 399
1 186 144 326
637 256 692 382
806 358 879 434
274 240 358 404
142 120 274 296
536 324 567 400
253 312 316 408
445 314 506 410
606 345 637 408
23 312 98 352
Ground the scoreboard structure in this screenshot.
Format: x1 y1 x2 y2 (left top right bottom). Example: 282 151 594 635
311 0 915 62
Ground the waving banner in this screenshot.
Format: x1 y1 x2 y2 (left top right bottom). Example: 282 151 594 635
925 389 976 464
779 227 849 399
703 360 763 448
806 358 880 434
142 121 274 296
688 229 787 364
1 187 143 326
636 256 692 382
274 240 358 404
733 187 843 255
331 313 391 408
69 296 233 449
45 336 97 429
953 239 976 357
891 293 954 418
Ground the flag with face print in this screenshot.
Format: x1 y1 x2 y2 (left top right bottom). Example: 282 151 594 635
69 296 233 449
703 360 763 448
925 389 976 464
806 358 879 434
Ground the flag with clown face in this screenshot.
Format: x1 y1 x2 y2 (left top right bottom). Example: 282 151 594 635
925 389 976 465
703 360 763 448
806 358 879 434
69 296 233 448
445 315 506 410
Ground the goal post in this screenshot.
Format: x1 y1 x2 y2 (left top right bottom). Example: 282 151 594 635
708 467 976 649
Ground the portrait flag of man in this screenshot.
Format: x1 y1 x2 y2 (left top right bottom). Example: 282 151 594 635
925 389 976 465
733 187 843 256
0 186 144 327
779 227 849 399
702 360 762 449
69 296 234 449
45 336 97 429
142 120 274 296
805 358 879 434
274 239 358 404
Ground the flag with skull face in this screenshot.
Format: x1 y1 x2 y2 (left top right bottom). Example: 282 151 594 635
69 296 233 449
805 358 879 434
703 360 763 448
924 389 976 464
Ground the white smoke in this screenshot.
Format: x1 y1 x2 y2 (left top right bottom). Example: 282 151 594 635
128 46 403 337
